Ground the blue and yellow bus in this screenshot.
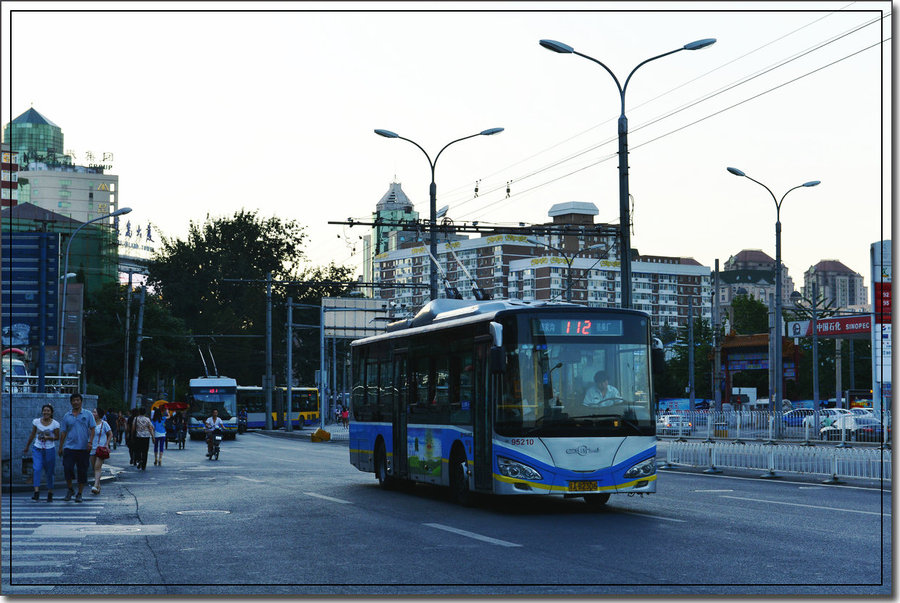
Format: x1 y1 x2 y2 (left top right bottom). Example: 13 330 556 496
236 386 320 429
349 299 660 507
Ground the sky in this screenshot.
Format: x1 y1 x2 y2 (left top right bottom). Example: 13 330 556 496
2 1 892 292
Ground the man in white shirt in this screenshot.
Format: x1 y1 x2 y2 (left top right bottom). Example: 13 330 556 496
204 409 226 458
582 371 621 407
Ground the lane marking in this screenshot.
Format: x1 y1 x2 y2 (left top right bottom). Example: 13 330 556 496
619 512 686 523
4 550 78 555
423 523 522 548
7 572 64 579
271 457 296 463
303 492 352 505
721 495 889 516
693 489 734 493
235 476 264 483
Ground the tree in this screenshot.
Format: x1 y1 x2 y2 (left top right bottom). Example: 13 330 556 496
84 282 194 410
730 295 768 335
147 210 355 387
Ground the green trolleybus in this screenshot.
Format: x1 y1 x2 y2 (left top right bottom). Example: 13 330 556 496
349 299 660 507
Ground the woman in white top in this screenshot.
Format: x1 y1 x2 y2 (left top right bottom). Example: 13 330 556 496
90 408 112 494
23 404 61 502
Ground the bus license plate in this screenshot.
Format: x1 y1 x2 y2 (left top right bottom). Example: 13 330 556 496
568 481 598 492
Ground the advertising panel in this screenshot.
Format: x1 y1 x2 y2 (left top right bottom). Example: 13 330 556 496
871 240 892 413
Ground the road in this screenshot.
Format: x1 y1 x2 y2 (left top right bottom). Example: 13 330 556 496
2 431 891 595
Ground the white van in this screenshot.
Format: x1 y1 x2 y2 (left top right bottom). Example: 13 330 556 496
2 355 31 393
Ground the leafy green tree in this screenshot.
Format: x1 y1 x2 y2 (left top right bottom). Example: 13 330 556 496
655 317 714 400
730 295 768 334
84 282 194 410
147 210 354 387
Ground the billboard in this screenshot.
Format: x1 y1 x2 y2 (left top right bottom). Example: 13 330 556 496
871 240 891 412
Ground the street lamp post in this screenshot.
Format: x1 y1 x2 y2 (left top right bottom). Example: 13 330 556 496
527 239 606 302
374 128 503 301
58 207 132 375
726 167 820 429
539 37 716 309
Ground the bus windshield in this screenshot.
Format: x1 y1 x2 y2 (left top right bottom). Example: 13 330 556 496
495 314 654 438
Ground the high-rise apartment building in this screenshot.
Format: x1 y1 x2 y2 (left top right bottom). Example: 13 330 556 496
803 260 868 310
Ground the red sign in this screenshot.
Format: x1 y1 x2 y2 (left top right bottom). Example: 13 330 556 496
875 282 892 324
788 316 873 338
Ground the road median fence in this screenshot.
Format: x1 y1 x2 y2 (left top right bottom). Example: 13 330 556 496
661 440 892 482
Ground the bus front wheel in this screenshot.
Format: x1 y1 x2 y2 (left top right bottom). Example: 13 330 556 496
583 493 610 508
450 450 472 506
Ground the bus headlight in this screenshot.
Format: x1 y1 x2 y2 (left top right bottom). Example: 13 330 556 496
497 457 542 480
623 458 656 479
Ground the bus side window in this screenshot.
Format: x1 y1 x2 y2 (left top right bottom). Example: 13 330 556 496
450 351 473 425
378 360 393 418
365 358 380 421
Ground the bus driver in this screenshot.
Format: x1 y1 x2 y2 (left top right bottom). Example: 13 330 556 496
582 371 621 407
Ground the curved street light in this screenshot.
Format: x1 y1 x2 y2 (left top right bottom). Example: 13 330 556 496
540 37 716 309
527 239 607 302
58 207 132 376
726 166 820 427
374 128 504 300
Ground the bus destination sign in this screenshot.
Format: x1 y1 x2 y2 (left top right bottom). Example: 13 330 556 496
532 318 623 337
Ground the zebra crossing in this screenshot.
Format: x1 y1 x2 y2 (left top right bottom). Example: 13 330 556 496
2 492 108 592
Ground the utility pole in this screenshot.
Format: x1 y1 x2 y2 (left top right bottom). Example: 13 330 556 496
124 271 133 407
129 287 146 409
713 259 722 411
265 272 273 430
286 296 293 433
688 294 695 409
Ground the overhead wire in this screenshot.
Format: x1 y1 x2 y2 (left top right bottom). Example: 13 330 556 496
453 17 888 221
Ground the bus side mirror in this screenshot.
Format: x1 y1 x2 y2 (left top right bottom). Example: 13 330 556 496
490 346 506 374
651 337 665 376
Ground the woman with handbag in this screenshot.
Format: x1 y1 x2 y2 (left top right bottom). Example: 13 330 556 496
151 408 167 466
89 408 112 495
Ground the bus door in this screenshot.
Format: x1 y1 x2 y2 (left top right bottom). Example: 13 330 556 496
473 340 493 492
392 351 409 480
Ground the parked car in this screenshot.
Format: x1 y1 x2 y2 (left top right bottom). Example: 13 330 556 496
850 407 874 418
802 408 852 428
656 414 693 435
782 408 814 427
820 415 890 442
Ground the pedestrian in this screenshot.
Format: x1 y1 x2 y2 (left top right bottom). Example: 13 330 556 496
22 404 60 502
131 407 153 470
126 408 138 465
173 410 186 449
105 409 119 449
341 406 349 428
116 412 126 446
90 408 112 495
164 412 174 450
151 408 167 466
58 393 96 503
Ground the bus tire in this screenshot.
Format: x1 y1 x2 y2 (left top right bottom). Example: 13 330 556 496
583 493 610 508
375 441 393 490
450 449 472 506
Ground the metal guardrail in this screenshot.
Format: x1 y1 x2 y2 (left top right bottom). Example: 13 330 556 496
2 375 80 394
656 410 891 445
663 440 892 482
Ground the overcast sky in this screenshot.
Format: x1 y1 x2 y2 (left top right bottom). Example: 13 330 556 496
3 1 891 290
